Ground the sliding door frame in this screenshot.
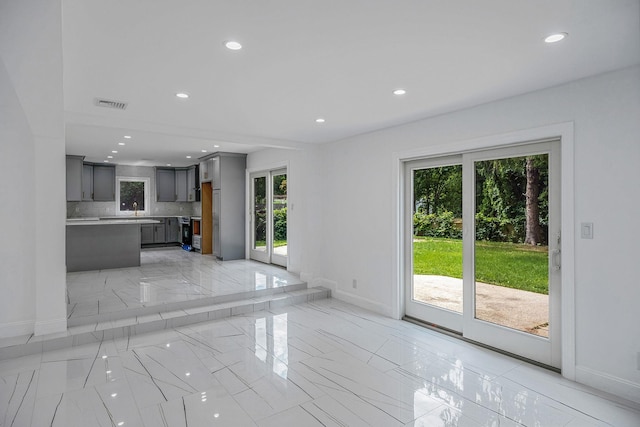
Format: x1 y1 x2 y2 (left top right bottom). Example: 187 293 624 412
392 122 575 378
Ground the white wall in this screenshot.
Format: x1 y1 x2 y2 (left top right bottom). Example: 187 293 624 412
0 0 66 337
250 66 640 402
321 66 640 401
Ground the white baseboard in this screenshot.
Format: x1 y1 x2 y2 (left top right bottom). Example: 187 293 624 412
575 365 640 404
0 320 34 339
34 317 67 336
332 289 393 317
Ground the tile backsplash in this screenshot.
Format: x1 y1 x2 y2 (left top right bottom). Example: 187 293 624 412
67 201 196 218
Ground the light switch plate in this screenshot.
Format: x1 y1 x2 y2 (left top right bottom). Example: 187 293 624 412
581 222 594 239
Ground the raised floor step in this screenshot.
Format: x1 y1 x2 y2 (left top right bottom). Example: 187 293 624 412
0 287 330 361
67 282 308 327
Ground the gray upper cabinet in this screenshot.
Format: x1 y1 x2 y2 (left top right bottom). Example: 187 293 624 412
156 168 176 202
66 155 84 201
82 164 93 201
187 166 197 201
92 165 116 201
175 169 188 202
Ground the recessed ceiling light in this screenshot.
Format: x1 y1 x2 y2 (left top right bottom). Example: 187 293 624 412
176 92 190 99
186 155 192 159
225 40 242 50
104 160 109 163
123 135 132 139
107 155 113 159
201 149 207 153
544 33 567 43
112 150 118 153
118 142 125 146
166 163 171 166
393 89 407 95
213 144 220 148
315 118 325 123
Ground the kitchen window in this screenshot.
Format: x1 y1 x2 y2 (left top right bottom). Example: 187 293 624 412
116 177 150 216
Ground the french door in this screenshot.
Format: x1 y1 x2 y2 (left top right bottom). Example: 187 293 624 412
250 169 288 267
405 141 561 368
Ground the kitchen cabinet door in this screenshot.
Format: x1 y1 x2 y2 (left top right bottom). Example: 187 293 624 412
187 166 197 201
66 156 83 201
153 224 166 243
175 169 188 202
156 168 176 201
165 217 180 243
82 164 93 201
93 165 116 201
140 224 154 245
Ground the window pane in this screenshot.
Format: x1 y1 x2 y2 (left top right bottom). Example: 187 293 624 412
120 181 145 211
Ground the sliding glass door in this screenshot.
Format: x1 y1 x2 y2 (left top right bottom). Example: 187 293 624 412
405 141 561 368
250 169 288 267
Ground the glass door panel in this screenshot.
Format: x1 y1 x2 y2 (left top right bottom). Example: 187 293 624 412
271 171 287 267
253 176 267 252
473 155 550 336
250 174 269 264
405 157 464 332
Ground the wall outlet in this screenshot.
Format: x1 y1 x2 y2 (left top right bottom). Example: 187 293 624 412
75 206 79 212
352 279 357 289
179 206 183 212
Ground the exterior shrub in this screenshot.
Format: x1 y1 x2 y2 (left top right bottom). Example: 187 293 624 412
413 211 462 238
273 207 287 241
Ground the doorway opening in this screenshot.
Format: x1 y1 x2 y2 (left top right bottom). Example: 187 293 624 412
250 168 288 267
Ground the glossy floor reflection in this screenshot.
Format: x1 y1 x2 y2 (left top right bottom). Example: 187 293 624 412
66 248 303 322
3 299 639 426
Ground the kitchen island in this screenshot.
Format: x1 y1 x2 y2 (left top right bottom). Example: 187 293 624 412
66 219 159 272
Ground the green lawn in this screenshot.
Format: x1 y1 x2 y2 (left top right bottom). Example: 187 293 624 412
413 237 548 294
255 240 287 248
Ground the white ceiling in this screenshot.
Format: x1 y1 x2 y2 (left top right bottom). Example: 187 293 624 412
63 0 640 167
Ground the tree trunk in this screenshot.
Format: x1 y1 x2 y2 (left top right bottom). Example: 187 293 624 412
524 157 542 245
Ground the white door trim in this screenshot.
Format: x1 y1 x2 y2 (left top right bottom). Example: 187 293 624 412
392 121 575 378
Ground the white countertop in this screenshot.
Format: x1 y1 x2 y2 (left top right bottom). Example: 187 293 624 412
66 219 160 226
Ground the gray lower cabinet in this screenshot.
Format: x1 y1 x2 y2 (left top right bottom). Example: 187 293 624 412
153 222 166 243
165 217 180 243
140 224 154 244
93 165 116 201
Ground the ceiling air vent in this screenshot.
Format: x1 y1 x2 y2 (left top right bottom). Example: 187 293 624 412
94 98 128 110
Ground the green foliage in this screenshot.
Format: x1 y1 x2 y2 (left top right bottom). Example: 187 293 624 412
413 165 462 217
413 211 462 238
273 207 287 241
413 155 549 245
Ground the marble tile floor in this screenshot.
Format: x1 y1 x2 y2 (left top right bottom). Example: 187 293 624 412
1 298 639 427
67 248 305 325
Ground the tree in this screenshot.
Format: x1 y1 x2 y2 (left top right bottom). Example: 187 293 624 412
524 156 543 245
